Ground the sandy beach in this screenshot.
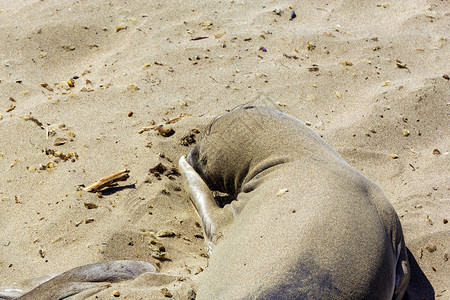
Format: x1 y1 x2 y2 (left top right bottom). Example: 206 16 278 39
0 1 448 299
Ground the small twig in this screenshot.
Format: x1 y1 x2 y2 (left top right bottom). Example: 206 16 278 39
84 169 130 192
191 36 209 41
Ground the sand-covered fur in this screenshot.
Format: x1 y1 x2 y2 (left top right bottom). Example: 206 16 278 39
182 107 410 299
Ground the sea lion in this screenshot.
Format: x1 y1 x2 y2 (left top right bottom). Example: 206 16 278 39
0 260 156 300
179 106 410 299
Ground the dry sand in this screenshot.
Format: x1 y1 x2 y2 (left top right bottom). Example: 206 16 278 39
0 1 448 299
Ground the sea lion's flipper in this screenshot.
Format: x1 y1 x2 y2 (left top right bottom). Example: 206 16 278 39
179 156 234 247
393 240 410 300
15 260 156 300
0 273 60 299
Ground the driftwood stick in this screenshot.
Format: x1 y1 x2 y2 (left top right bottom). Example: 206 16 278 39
84 169 130 192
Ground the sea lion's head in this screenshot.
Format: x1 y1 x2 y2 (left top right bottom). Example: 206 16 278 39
186 106 266 196
186 106 297 196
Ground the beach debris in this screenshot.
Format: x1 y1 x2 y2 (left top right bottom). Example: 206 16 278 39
426 215 433 225
138 126 152 134
432 149 441 155
39 83 54 91
402 129 410 136
160 287 173 298
115 24 127 32
177 99 187 108
61 45 76 51
424 10 437 19
149 163 179 179
180 129 200 146
425 243 437 253
390 154 399 159
200 20 213 27
335 91 342 99
157 229 176 238
339 61 353 66
276 101 287 107
44 148 78 161
214 32 226 39
112 290 120 297
187 289 197 300
443 74 449 80
396 60 408 69
149 163 168 178
165 113 191 124
307 65 319 72
283 53 298 59
191 36 208 41
273 8 282 15
306 42 315 51
276 188 289 197
290 11 297 20
10 160 18 168
382 80 390 86
127 83 139 91
0 114 2 120
53 137 67 146
84 202 98 209
38 161 55 170
39 249 45 258
67 78 75 87
5 104 15 112
150 251 168 260
84 169 130 192
154 125 175 137
20 114 45 129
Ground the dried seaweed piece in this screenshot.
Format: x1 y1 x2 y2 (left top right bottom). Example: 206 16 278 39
20 114 45 129
283 53 298 59
39 83 54 91
53 137 67 146
84 202 98 209
5 104 15 112
84 169 130 192
307 65 319 72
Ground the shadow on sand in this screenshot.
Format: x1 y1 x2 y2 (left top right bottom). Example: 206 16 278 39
405 248 434 300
